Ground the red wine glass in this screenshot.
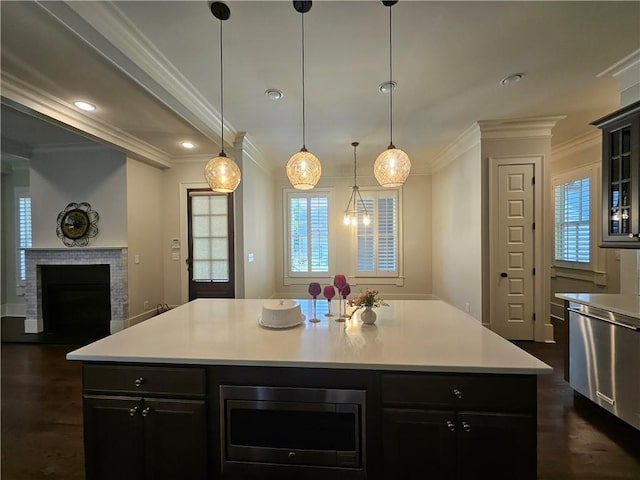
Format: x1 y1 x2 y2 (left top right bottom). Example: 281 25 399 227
339 283 351 320
308 282 321 323
323 285 336 317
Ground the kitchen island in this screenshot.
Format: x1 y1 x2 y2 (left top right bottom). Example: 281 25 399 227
68 299 551 480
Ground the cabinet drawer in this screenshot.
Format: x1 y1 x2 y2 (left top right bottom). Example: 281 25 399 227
83 364 206 397
381 373 535 412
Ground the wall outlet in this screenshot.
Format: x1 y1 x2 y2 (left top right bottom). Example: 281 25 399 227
143 300 149 310
172 252 180 261
465 302 471 313
248 253 255 263
134 254 140 264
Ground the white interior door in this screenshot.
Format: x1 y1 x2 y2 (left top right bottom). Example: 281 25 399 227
493 163 535 340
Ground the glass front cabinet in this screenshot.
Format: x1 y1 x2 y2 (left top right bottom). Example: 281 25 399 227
592 101 640 248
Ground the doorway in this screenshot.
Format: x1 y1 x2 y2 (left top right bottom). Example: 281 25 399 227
489 156 542 340
187 189 235 300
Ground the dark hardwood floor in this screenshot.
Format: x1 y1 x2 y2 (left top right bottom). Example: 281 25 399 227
1 337 638 479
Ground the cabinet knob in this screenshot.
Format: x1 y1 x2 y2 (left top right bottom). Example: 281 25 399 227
628 233 640 239
453 388 463 399
134 377 145 387
446 420 456 432
462 421 471 433
500 272 508 278
288 452 296 461
141 407 151 417
129 406 138 417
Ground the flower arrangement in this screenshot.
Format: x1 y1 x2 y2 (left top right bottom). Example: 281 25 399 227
348 289 388 316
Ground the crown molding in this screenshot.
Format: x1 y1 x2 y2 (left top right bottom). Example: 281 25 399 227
597 48 640 91
551 130 601 163
0 137 32 159
2 73 172 169
36 0 269 173
32 143 116 156
430 123 481 173
477 116 567 140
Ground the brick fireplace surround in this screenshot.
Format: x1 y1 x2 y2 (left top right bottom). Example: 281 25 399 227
24 248 128 334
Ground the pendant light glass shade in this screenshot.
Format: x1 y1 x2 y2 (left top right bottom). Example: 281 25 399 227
288 1 321 190
344 142 370 226
204 152 242 193
376 0 410 188
374 146 411 188
204 2 241 194
287 148 321 190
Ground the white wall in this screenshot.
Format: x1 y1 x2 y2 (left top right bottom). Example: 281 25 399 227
432 144 482 319
273 172 432 300
1 164 30 316
29 147 127 247
242 155 277 299
126 158 165 320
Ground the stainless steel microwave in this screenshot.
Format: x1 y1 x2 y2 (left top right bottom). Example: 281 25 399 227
220 385 366 474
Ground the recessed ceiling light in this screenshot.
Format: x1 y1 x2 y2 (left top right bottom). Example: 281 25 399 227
265 88 284 100
180 141 195 149
500 73 525 86
73 101 96 111
378 81 397 94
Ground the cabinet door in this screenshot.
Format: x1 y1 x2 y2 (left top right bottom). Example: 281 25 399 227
601 115 640 245
83 395 145 480
383 409 456 480
142 398 208 480
456 411 535 480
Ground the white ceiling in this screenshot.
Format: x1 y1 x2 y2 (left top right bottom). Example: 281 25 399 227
1 1 639 175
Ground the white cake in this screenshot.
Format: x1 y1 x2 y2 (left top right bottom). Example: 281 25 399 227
260 300 302 328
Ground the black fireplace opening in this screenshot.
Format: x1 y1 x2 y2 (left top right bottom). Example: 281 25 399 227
40 264 111 342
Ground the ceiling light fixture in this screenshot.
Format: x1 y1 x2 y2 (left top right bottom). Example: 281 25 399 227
265 88 284 100
181 141 195 149
286 0 321 190
343 142 371 227
74 101 96 112
204 2 241 194
500 73 525 86
374 0 411 188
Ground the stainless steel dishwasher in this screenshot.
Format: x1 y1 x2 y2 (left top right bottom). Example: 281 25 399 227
568 302 640 430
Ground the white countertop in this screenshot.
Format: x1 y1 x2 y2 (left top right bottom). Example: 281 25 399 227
555 293 640 319
67 299 551 375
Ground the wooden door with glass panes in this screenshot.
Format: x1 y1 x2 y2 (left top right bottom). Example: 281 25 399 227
187 189 234 300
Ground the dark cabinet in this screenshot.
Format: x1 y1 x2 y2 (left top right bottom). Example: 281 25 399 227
82 365 207 480
381 373 536 480
592 100 640 247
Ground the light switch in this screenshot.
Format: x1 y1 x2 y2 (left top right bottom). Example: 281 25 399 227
134 255 140 264
248 253 255 263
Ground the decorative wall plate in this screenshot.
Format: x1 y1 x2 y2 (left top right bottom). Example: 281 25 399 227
56 202 99 247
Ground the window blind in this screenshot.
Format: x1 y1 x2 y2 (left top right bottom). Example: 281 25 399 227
18 195 32 281
289 194 329 274
357 192 397 275
554 178 590 263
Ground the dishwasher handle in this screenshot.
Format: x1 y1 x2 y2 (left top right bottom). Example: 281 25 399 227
568 308 640 331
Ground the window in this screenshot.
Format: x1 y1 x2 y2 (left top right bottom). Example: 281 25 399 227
286 191 329 275
16 190 32 283
356 190 399 276
554 177 590 264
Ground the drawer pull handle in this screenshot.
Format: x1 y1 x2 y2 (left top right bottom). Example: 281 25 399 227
134 377 145 387
141 407 151 417
446 420 456 432
129 406 138 417
462 421 471 433
596 391 615 406
453 388 463 399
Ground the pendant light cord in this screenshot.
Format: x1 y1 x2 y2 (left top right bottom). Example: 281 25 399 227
301 10 306 150
219 16 225 155
388 4 394 148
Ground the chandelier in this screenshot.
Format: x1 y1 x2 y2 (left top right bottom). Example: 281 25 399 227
374 0 411 188
204 2 241 193
343 142 371 227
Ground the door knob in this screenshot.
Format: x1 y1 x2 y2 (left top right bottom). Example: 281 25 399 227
500 272 508 278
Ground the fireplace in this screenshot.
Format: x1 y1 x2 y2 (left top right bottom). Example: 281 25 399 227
41 265 111 340
25 248 128 335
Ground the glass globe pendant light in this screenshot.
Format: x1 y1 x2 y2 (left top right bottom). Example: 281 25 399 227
287 1 321 190
204 2 241 193
374 0 411 188
343 142 371 227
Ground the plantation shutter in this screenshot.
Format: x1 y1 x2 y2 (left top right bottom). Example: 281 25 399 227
18 195 32 281
554 177 590 263
289 194 329 274
357 192 397 275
